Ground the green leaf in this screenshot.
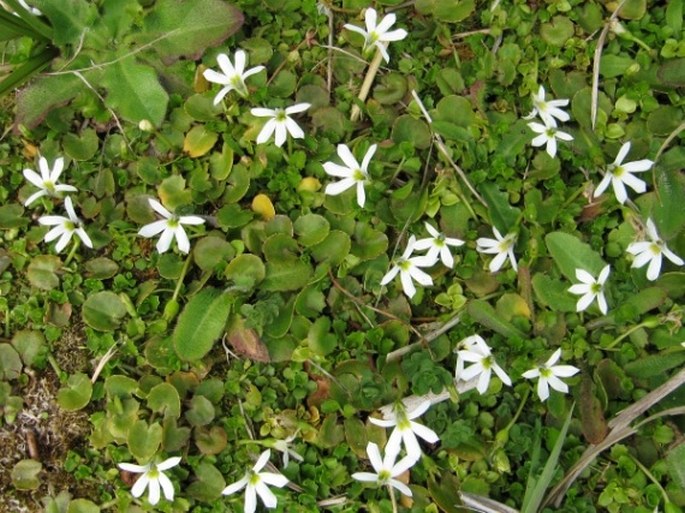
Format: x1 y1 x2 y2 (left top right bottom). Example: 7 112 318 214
147 382 181 419
32 0 95 45
0 344 22 380
142 0 244 60
652 169 685 240
294 214 330 247
532 274 577 312
127 420 163 461
311 230 351 265
351 223 388 261
16 74 81 128
466 300 527 339
186 461 226 500
102 57 169 127
3 0 52 40
82 291 127 331
63 128 99 161
173 287 233 361
0 204 27 229
666 442 685 490
11 330 46 367
11 459 42 490
224 253 265 290
480 183 521 234
624 351 685 379
26 255 61 290
0 45 58 98
57 373 93 411
541 16 574 46
262 261 313 292
391 115 431 149
193 237 235 271
184 125 218 157
185 395 215 426
85 257 119 279
66 499 100 513
545 231 606 281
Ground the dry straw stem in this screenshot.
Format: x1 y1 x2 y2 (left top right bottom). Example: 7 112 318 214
591 0 628 130
544 365 685 507
350 44 385 122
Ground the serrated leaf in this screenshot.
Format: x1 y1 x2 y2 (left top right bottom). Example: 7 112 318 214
545 231 606 281
142 0 244 61
102 57 169 127
15 74 81 128
173 287 233 361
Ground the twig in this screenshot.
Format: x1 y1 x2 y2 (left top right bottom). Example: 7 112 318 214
452 28 491 40
385 311 463 362
591 0 628 130
350 44 385 122
326 7 334 97
91 341 118 383
411 90 487 207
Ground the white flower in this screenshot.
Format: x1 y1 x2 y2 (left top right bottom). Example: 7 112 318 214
593 141 653 204
522 349 580 402
528 121 573 158
380 235 436 299
568 265 610 315
271 435 304 468
222 450 288 513
627 218 684 280
476 227 517 272
38 196 92 253
456 335 511 395
137 198 205 254
251 103 310 147
344 7 408 63
524 85 570 127
413 222 464 268
369 400 438 463
323 143 376 208
203 50 265 105
352 442 415 497
454 335 481 379
118 456 181 506
23 156 78 206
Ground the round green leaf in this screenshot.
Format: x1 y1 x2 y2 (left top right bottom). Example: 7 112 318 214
27 255 62 290
184 125 218 157
391 115 431 149
147 382 182 419
11 330 46 367
0 344 22 380
185 395 215 426
294 214 330 247
127 420 163 461
311 230 351 265
11 459 42 490
545 232 607 280
85 257 119 279
57 373 93 411
63 128 99 161
82 291 127 331
224 254 265 290
193 236 235 271
67 499 100 513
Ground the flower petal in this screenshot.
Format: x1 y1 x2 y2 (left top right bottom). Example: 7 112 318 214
222 476 249 496
256 119 277 145
337 144 359 170
131 473 150 498
203 68 231 85
255 480 278 508
284 117 304 139
245 484 257 513
366 442 383 473
411 421 439 444
157 456 182 471
158 472 175 501
285 102 311 114
260 472 288 488
361 144 377 171
138 220 168 237
254 450 271 472
23 168 45 188
325 178 356 196
389 479 413 497
156 227 175 254
148 198 172 218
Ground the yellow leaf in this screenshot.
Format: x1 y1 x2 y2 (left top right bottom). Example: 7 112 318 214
252 194 275 220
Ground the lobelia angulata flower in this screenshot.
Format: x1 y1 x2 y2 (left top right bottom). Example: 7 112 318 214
23 156 78 207
626 218 684 281
251 103 311 147
343 7 408 63
38 196 92 253
203 50 265 105
369 400 439 463
413 222 464 268
455 335 511 395
222 450 289 513
568 265 611 315
380 235 437 299
593 141 653 204
524 85 570 127
352 442 416 497
137 198 205 254
476 227 518 272
118 456 181 506
521 349 580 401
323 143 376 208
527 121 573 159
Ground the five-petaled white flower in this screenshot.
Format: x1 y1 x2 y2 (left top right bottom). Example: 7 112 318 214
380 235 435 299
476 227 518 272
593 141 653 204
323 143 376 207
23 156 78 206
524 85 570 127
568 265 610 315
138 198 205 254
456 335 512 395
352 442 415 497
528 121 573 158
38 196 92 253
222 450 289 513
413 222 464 268
369 400 439 463
251 103 310 147
118 456 181 506
627 218 684 281
521 349 580 402
203 50 265 105
344 7 408 63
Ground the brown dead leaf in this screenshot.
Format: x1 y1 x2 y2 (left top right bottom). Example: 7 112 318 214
226 317 270 362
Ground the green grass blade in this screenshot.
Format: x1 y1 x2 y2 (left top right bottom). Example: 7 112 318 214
0 45 57 97
521 405 575 513
2 0 53 40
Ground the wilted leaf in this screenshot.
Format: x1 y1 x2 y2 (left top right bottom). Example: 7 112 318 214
226 316 270 362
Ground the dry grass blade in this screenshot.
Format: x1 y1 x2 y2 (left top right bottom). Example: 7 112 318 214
544 366 685 507
460 491 520 513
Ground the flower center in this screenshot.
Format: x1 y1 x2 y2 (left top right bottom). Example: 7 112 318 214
148 467 160 479
611 165 625 177
167 217 180 228
63 220 76 231
353 169 365 181
44 180 55 193
249 472 261 486
591 282 602 294
482 355 493 369
649 242 661 255
545 128 556 138
378 469 391 483
275 109 287 122
498 239 512 252
540 367 553 379
398 259 411 271
368 31 380 45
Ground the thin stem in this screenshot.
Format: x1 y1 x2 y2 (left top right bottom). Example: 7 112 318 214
602 320 650 350
63 237 80 267
172 253 193 302
388 484 398 513
629 453 669 503
350 45 385 122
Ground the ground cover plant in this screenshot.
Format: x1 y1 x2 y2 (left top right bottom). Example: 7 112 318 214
1 0 685 512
